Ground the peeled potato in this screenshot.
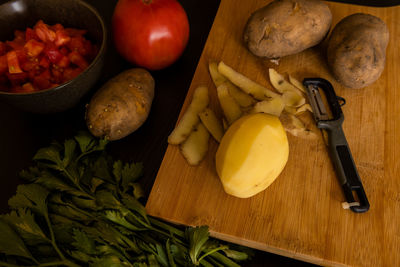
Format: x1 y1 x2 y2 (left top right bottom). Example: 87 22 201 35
216 113 289 198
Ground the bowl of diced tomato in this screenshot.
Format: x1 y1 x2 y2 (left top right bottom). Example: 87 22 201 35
0 0 106 113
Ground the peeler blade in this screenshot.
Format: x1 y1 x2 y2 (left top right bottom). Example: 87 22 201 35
305 84 330 121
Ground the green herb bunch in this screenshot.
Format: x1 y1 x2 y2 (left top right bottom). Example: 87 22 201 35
0 132 252 267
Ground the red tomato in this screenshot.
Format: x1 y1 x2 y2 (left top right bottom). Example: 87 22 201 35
112 0 189 70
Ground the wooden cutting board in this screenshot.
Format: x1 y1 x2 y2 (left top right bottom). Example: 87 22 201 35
146 1 400 266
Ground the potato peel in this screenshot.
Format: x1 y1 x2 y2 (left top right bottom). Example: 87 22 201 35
225 81 255 108
209 61 227 88
199 108 224 142
280 112 318 140
252 97 285 117
269 68 302 95
218 61 280 100
180 122 210 166
282 90 306 107
296 103 313 115
168 86 209 145
289 75 306 93
217 83 243 125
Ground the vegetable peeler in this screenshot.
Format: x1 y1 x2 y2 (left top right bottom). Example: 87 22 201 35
303 78 369 213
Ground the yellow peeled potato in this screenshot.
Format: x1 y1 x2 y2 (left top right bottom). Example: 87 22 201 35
216 113 289 198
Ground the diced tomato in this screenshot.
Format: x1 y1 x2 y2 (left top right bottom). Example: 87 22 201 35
21 59 40 72
49 83 59 89
6 72 28 86
68 51 88 69
6 51 23 73
34 20 56 43
63 67 82 82
44 44 64 63
67 36 84 53
65 28 87 37
15 49 28 64
0 42 6 56
6 40 23 51
51 23 64 32
50 67 63 84
0 55 7 74
1 20 96 93
21 82 35 92
39 56 50 69
25 28 39 42
57 55 70 68
24 39 45 57
55 30 71 47
14 30 25 40
12 31 26 47
33 69 51 90
59 47 68 55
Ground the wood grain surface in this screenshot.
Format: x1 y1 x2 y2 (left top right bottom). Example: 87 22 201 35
146 1 400 266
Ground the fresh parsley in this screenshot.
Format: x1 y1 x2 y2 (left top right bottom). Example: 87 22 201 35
0 132 252 266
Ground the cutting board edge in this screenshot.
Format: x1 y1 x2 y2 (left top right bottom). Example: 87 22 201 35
145 211 349 267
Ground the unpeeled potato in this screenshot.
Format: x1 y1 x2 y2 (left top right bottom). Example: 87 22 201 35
86 68 154 141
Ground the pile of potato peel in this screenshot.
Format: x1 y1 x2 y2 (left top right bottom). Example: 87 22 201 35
168 60 317 166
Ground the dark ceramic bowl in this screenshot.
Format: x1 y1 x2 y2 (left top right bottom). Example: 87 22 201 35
0 0 106 113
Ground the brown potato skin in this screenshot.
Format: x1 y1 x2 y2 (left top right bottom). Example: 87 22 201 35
327 13 389 89
243 0 332 59
86 68 155 141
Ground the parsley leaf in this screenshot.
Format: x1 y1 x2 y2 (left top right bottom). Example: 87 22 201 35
186 226 210 265
2 209 49 245
0 219 37 263
120 162 143 193
71 228 97 255
63 139 77 168
8 184 49 216
0 132 252 266
33 145 63 171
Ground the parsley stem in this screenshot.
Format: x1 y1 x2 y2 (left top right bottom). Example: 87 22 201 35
0 261 20 267
43 212 66 263
61 167 94 200
208 251 242 267
198 246 229 265
37 260 79 267
148 217 185 238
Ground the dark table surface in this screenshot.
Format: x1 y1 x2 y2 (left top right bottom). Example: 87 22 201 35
0 0 398 266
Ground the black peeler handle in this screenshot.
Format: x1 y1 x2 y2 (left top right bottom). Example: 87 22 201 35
303 78 370 213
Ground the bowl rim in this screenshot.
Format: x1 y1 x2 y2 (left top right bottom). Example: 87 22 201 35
0 0 107 96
